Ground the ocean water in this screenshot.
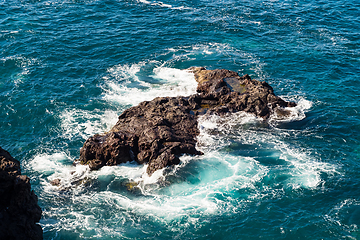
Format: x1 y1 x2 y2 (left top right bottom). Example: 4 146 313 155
1 0 360 239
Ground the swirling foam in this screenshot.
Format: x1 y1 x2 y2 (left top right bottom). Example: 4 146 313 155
33 109 337 237
197 111 336 189
269 96 313 123
60 109 119 140
102 63 197 106
38 44 337 237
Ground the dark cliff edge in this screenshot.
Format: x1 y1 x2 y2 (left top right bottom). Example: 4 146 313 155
0 147 43 240
77 68 296 176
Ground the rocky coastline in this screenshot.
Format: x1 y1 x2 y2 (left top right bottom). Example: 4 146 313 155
78 67 296 176
0 147 43 240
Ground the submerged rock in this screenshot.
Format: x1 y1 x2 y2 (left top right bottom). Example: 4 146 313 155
0 147 43 240
78 68 296 175
50 178 61 186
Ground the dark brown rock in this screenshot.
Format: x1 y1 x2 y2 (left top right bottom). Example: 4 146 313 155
50 178 61 186
78 68 296 175
190 67 296 118
0 147 43 240
79 96 202 176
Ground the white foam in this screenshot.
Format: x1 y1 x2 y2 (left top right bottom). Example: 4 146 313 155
29 152 70 175
92 162 167 189
197 112 259 150
95 163 146 180
60 109 118 140
197 111 336 190
137 0 192 10
102 64 197 106
37 43 338 235
35 107 338 237
269 96 313 123
32 150 265 223
105 61 150 87
165 43 268 81
27 153 89 199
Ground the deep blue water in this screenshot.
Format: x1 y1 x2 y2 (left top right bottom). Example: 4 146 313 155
1 0 360 239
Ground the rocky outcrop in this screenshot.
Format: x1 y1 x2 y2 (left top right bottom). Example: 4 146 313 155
0 147 43 240
79 96 203 175
78 68 296 175
191 67 296 117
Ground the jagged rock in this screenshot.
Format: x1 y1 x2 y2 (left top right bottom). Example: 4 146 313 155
190 67 296 118
0 147 43 240
79 96 202 176
78 68 296 175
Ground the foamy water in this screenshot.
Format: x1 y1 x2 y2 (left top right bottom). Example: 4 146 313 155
102 63 197 106
26 53 339 236
2 0 358 238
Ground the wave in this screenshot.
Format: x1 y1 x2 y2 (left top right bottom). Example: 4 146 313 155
136 0 192 10
100 43 271 108
269 96 313 123
102 62 197 106
162 43 268 80
60 108 119 140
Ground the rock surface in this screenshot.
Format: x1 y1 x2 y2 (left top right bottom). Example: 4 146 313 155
191 67 296 117
79 68 296 175
0 147 43 240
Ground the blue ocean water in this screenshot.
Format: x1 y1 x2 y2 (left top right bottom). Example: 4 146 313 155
1 0 360 239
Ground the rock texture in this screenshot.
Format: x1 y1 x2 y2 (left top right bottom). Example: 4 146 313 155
79 96 202 175
79 68 296 175
191 67 296 117
0 147 43 240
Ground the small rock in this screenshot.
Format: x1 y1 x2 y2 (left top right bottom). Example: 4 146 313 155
50 179 61 186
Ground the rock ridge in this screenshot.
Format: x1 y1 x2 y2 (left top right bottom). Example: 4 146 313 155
78 68 296 175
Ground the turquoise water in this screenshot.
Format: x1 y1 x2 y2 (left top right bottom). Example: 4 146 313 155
1 0 360 239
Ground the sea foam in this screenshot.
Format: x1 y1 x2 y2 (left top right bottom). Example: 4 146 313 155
35 48 337 237
102 63 197 106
